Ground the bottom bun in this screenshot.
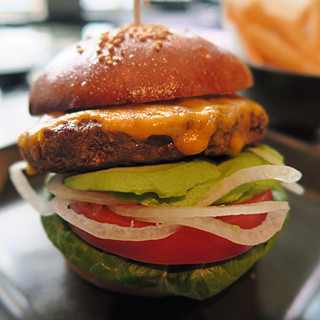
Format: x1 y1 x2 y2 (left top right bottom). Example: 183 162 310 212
66 259 164 297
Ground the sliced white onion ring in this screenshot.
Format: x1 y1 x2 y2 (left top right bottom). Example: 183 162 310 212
197 165 302 206
50 197 177 241
46 174 131 205
281 182 305 195
9 161 54 216
248 147 284 165
52 197 288 245
178 209 288 245
110 201 289 222
248 148 304 195
7 161 292 245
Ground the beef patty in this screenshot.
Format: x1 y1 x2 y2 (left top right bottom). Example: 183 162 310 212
18 96 268 173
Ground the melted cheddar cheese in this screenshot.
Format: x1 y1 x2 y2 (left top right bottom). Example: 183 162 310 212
19 96 266 158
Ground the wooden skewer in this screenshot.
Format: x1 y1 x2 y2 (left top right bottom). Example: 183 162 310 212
134 0 141 25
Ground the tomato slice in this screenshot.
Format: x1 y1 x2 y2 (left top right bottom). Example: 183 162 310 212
70 189 273 265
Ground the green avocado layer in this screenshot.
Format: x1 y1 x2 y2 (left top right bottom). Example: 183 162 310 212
63 145 283 207
41 186 287 300
65 159 221 198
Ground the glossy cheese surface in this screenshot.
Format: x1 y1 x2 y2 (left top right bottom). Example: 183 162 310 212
19 96 266 157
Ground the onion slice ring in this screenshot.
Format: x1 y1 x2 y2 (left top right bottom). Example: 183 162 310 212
177 209 288 245
248 147 284 165
50 197 178 241
197 165 302 206
110 201 289 221
9 161 54 215
46 174 131 205
248 148 304 195
52 198 288 245
9 161 289 245
109 201 289 245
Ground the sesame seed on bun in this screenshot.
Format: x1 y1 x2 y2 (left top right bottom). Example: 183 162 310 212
29 24 253 115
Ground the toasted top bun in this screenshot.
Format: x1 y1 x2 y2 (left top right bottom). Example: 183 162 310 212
29 24 253 115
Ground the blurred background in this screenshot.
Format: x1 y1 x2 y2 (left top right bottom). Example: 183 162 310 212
0 0 319 190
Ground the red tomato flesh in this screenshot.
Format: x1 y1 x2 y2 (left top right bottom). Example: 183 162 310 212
70 189 273 265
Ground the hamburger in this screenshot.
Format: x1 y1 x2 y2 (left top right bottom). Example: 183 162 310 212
10 23 303 300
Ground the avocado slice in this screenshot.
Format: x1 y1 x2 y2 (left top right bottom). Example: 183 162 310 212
62 145 283 206
65 159 221 198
